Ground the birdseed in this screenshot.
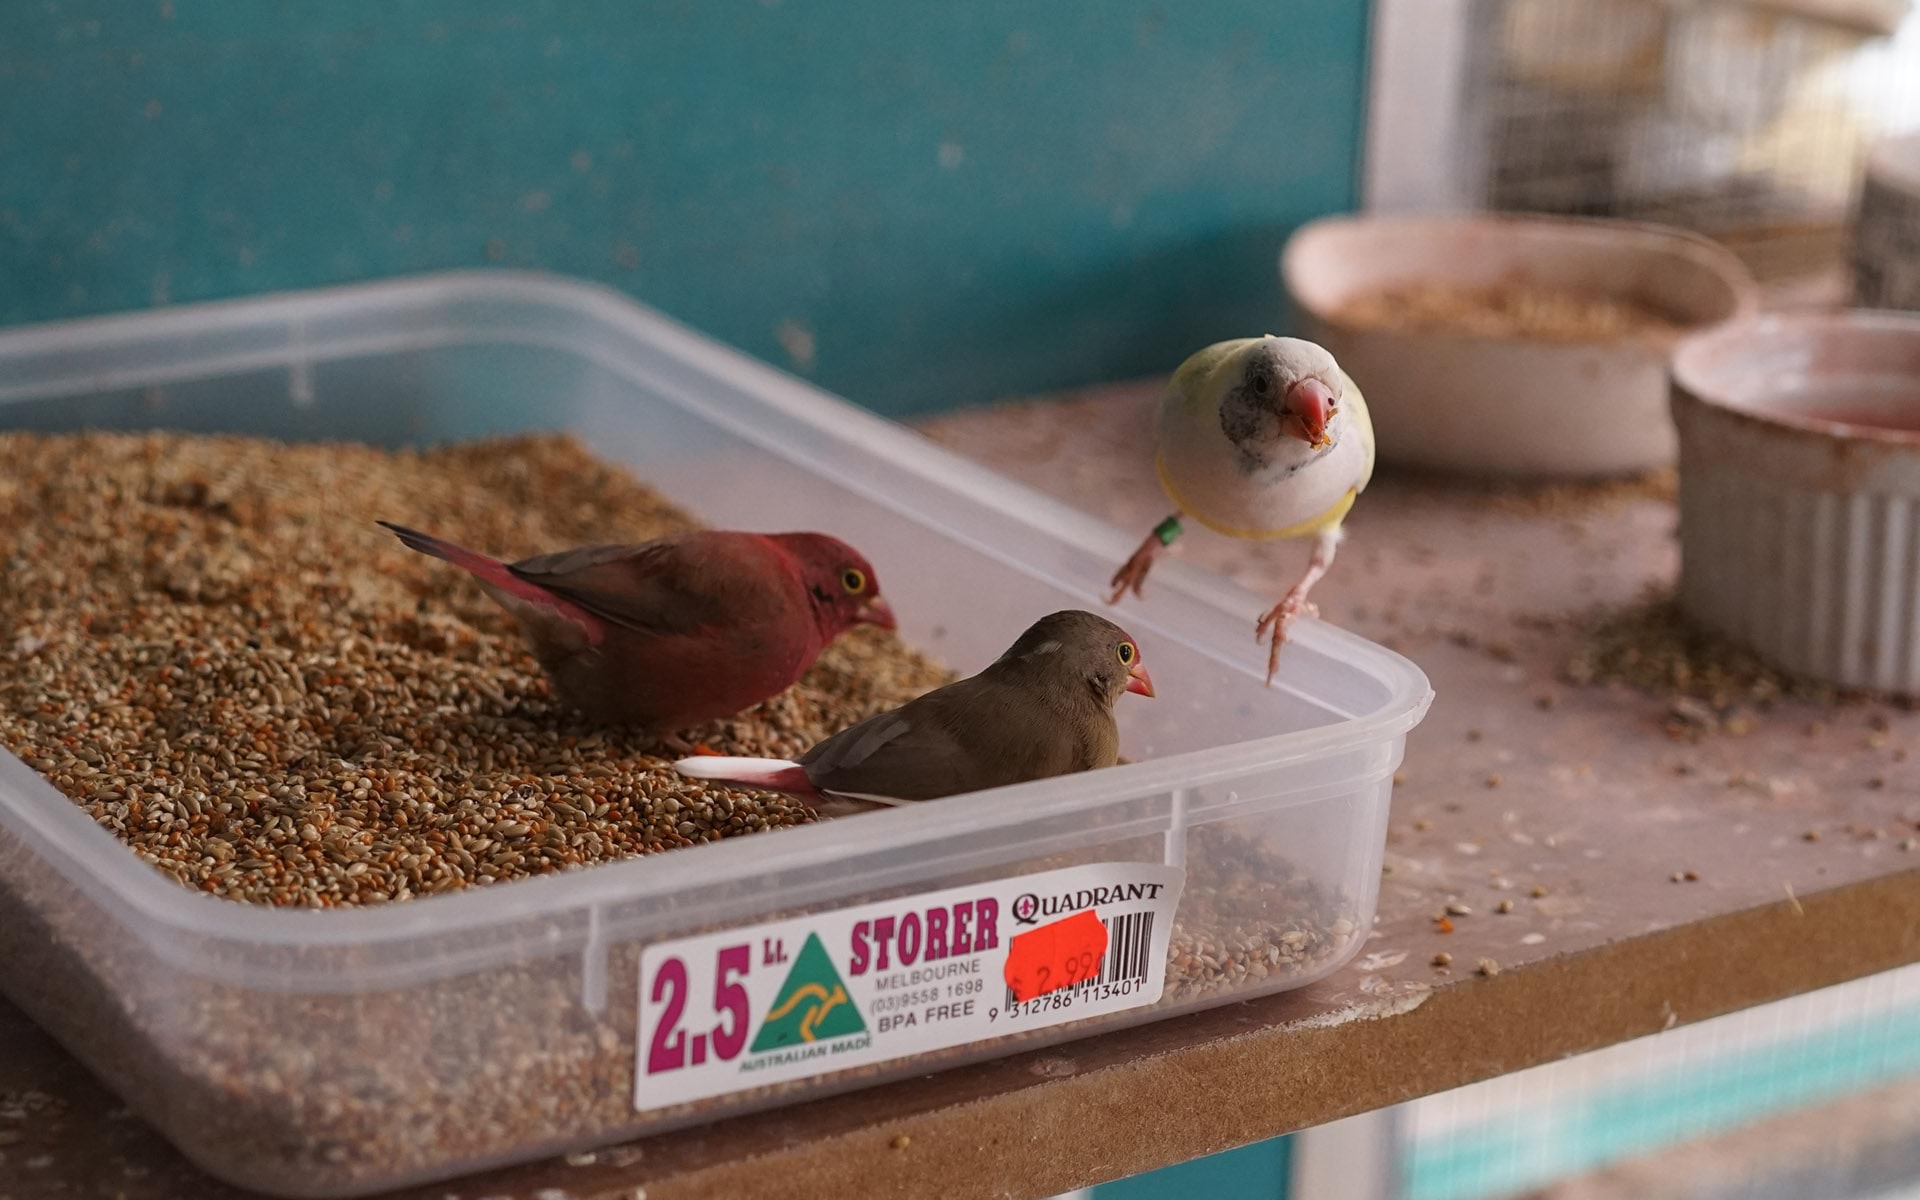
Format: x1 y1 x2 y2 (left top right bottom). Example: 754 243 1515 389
1332 280 1684 343
0 431 1366 1192
0 431 952 907
1466 469 1677 520
1563 591 1866 716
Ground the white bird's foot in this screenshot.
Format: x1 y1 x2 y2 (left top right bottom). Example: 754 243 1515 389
1254 589 1317 686
1108 534 1163 605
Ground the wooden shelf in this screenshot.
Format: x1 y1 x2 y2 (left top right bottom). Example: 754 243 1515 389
5 384 1918 1200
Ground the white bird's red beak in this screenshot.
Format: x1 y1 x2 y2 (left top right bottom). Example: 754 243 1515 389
1125 660 1155 698
1283 378 1335 449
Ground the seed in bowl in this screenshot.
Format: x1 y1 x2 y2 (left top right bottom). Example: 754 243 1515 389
1333 281 1684 343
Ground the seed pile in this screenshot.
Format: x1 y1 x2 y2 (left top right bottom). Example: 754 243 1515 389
0 431 951 906
1469 468 1677 519
1334 281 1684 342
1562 591 1859 711
1164 825 1352 1001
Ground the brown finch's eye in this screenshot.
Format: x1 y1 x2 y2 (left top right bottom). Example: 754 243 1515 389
1117 642 1136 664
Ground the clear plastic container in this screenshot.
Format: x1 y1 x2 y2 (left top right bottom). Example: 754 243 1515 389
0 272 1432 1196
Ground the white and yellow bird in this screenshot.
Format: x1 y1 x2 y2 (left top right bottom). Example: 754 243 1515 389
1108 335 1374 684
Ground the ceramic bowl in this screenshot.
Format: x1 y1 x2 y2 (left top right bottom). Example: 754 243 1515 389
1282 214 1759 478
1672 311 1920 694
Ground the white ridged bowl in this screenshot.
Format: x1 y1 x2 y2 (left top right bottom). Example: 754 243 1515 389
1673 312 1920 694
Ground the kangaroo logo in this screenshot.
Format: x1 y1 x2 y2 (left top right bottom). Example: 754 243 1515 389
750 932 868 1051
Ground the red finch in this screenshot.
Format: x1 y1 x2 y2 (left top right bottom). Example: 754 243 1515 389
379 523 894 741
675 610 1152 806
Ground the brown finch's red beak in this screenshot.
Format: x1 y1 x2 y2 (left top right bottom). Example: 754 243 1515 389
856 597 898 630
1282 378 1335 449
1125 661 1155 698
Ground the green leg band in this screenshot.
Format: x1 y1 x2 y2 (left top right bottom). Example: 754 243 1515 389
1154 516 1183 547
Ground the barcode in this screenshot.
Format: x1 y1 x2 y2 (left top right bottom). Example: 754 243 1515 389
1006 911 1156 1007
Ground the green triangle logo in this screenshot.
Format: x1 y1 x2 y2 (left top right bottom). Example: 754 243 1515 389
750 932 867 1052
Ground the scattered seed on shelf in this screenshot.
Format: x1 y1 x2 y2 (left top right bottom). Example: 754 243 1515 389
1563 593 1861 715
890 1135 912 1151
1530 885 1549 898
1444 901 1471 916
1430 952 1452 967
1496 899 1514 914
1804 830 1823 843
1476 958 1501 977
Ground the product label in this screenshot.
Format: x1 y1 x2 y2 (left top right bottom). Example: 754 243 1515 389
634 862 1184 1110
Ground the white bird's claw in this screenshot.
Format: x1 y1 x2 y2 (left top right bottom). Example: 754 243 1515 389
1254 591 1316 686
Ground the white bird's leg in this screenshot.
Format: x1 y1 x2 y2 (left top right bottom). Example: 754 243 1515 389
1108 513 1183 605
1255 525 1344 686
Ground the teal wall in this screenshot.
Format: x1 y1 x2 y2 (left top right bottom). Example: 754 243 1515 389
0 1 1370 415
1093 1135 1291 1199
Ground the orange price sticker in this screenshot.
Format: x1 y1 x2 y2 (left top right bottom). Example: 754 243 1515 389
1003 909 1109 1003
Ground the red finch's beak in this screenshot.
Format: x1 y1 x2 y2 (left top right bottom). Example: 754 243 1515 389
856 596 898 630
1282 378 1335 449
1125 661 1155 698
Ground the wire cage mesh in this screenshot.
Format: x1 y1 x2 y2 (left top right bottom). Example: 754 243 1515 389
1458 0 1920 285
